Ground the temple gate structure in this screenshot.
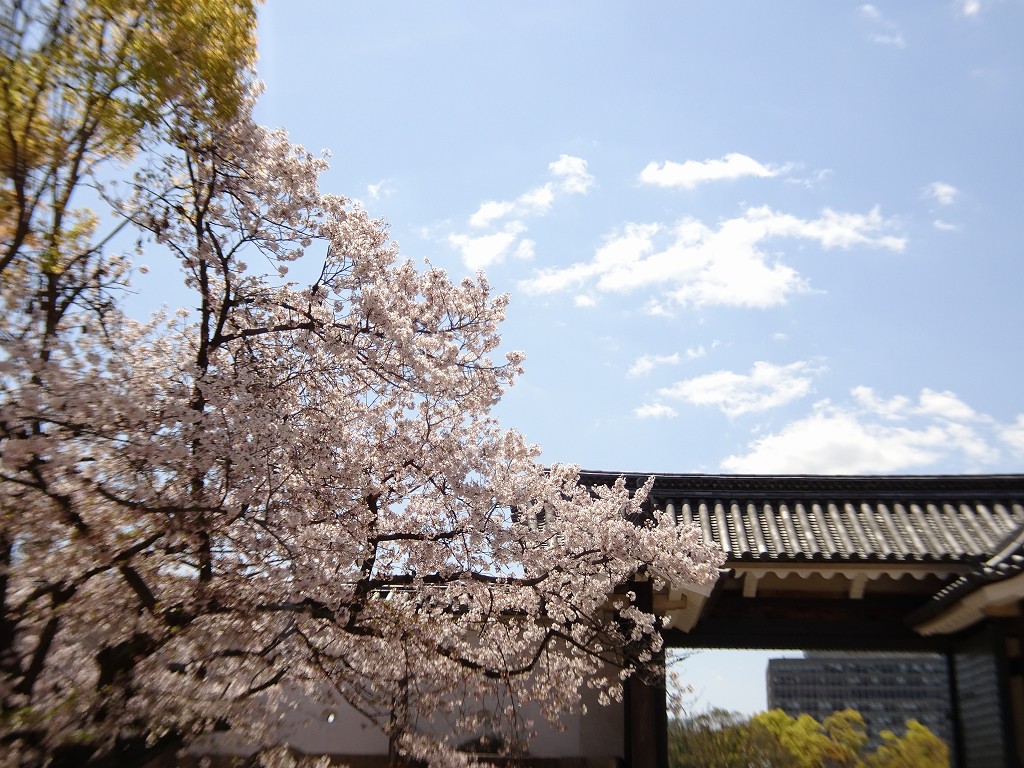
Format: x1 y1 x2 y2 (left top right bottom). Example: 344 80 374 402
578 472 1024 768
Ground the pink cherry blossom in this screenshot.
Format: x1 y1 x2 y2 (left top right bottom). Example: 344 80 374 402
0 84 723 767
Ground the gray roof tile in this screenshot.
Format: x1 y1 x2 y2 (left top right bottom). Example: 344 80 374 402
579 472 1024 564
908 523 1024 623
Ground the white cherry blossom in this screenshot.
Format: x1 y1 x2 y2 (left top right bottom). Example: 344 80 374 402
0 85 722 767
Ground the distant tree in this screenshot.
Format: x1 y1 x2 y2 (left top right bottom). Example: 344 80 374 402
668 709 752 768
821 709 869 768
745 718 803 768
672 708 948 768
752 710 838 768
866 720 950 768
748 708 868 768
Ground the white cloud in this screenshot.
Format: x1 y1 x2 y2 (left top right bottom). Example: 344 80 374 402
518 185 556 213
933 219 959 232
872 33 906 47
468 186 555 228
861 5 907 47
854 385 981 422
960 0 981 17
519 205 905 309
658 361 820 417
549 154 595 194
723 387 1017 474
573 294 597 308
685 345 707 360
520 222 660 296
851 385 912 420
945 422 1000 462
999 416 1024 455
450 155 594 269
634 402 678 420
924 181 958 206
643 299 675 318
785 167 834 189
514 239 536 261
639 153 779 190
916 388 980 421
722 405 948 474
750 205 906 250
366 180 393 201
448 222 529 271
628 353 682 377
469 200 516 228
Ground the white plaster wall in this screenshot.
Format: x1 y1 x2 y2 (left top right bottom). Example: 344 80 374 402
276 689 390 755
199 680 626 760
528 686 624 758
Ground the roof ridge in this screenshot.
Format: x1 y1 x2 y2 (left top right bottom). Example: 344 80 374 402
578 471 1024 500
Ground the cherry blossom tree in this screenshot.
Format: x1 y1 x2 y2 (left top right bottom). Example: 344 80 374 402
0 4 723 766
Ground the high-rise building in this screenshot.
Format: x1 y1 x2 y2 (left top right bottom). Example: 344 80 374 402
766 652 952 749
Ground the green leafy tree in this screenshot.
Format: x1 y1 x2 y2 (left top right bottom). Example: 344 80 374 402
821 709 869 768
866 720 950 768
745 718 803 768
668 709 753 768
0 0 260 281
671 708 948 768
752 710 838 768
749 708 868 768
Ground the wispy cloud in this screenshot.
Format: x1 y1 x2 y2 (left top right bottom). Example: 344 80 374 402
872 33 906 47
861 3 882 19
628 352 682 378
639 153 783 190
960 0 982 17
448 155 594 270
1000 415 1024 455
468 155 593 228
722 387 1016 473
785 167 834 190
549 155 596 194
643 299 675 318
657 361 821 417
448 223 535 272
634 402 678 420
366 180 393 201
852 385 982 422
519 205 906 309
573 294 597 308
924 181 959 206
860 4 906 47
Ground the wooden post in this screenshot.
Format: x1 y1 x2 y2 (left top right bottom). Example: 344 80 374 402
624 579 668 768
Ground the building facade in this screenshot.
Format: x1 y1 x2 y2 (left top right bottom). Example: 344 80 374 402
766 652 953 748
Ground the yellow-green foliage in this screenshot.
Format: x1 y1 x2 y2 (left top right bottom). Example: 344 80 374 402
1 0 260 165
1 0 259 284
670 708 948 768
866 720 950 768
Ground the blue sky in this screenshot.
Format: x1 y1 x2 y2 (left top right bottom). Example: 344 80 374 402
257 0 1024 478
254 1 1023 714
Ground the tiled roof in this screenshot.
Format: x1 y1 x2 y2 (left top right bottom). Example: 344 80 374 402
578 472 1024 564
909 523 1024 624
